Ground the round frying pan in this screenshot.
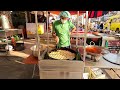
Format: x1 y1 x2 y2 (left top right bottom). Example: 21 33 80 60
45 47 77 60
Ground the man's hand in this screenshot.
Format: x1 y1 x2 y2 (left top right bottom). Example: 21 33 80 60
55 36 59 44
69 32 72 35
52 32 56 38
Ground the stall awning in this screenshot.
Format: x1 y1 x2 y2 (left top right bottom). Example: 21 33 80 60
88 11 109 18
49 11 109 18
49 11 86 15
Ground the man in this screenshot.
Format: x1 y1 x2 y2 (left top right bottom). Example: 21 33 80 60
79 23 83 31
38 11 46 23
99 22 103 33
94 22 98 31
52 11 76 48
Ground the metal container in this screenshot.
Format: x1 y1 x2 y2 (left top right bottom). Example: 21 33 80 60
31 44 56 57
1 15 11 29
30 45 39 57
85 41 105 62
86 41 104 56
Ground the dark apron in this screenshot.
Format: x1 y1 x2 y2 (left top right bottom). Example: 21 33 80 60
56 45 70 49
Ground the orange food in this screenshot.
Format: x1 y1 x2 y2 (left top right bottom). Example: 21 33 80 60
86 46 94 53
86 46 101 54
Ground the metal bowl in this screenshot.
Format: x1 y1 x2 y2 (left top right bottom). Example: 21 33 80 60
30 45 39 57
86 41 104 56
31 44 56 57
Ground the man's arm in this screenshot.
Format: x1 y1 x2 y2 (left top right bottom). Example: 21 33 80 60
69 21 76 34
52 22 57 38
52 22 59 44
71 26 76 33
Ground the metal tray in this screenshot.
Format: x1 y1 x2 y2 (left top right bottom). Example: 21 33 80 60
103 53 120 65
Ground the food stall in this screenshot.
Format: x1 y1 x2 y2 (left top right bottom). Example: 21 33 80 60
33 11 86 79
31 11 120 79
0 12 24 56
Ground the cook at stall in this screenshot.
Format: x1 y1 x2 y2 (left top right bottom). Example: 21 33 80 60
52 11 76 48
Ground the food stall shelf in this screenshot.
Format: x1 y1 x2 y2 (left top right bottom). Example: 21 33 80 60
0 29 24 56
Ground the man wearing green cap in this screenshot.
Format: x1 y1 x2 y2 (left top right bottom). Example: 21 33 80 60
52 11 76 48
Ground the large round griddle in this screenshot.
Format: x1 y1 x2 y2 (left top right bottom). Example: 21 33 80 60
45 48 76 60
103 53 120 65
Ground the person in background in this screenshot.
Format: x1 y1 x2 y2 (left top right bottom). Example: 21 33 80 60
91 22 95 31
52 11 76 48
94 22 98 31
37 11 48 30
82 24 85 29
79 23 83 31
38 11 46 23
97 22 100 31
48 23 53 33
99 22 103 33
48 12 50 24
100 22 103 29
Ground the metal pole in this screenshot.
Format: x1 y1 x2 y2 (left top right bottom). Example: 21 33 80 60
29 12 31 22
83 11 88 62
83 13 85 25
81 14 84 25
35 11 38 42
76 11 79 47
25 11 28 23
77 11 79 32
35 11 40 59
46 11 49 51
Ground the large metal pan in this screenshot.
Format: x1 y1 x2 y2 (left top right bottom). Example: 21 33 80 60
85 41 104 56
44 47 77 60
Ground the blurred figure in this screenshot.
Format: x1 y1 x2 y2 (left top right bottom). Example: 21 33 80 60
97 22 100 31
48 23 53 33
38 11 46 23
78 23 83 31
83 24 85 29
94 22 98 31
100 22 103 29
91 22 95 31
99 22 103 33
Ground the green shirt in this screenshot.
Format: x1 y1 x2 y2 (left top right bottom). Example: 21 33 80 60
53 20 75 48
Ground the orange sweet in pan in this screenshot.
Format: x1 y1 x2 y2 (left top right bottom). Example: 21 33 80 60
86 46 101 54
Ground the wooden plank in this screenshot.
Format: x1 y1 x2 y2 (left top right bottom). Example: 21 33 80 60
39 60 84 72
0 42 7 44
0 29 23 38
40 71 83 79
113 69 120 75
70 33 101 38
27 34 35 39
0 51 8 56
101 69 112 79
111 69 120 78
104 69 120 79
